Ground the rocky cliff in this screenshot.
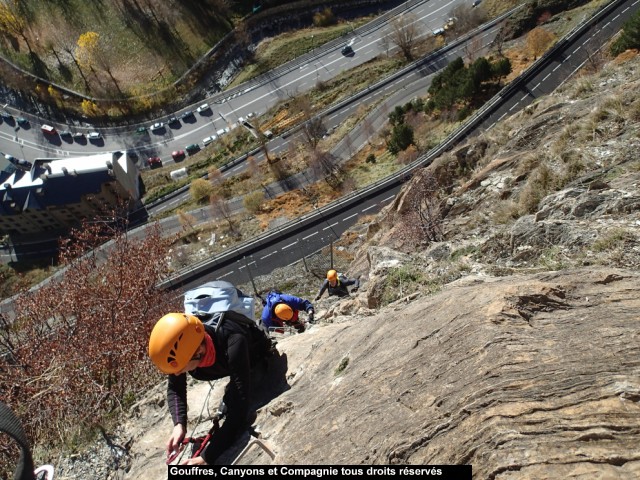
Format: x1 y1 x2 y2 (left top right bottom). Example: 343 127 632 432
53 53 640 479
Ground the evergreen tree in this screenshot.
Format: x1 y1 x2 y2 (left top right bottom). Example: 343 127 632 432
611 10 640 56
388 123 414 155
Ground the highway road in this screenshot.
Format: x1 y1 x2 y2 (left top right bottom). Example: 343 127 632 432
159 0 639 291
0 0 469 165
149 19 505 216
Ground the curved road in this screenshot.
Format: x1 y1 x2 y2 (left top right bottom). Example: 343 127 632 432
0 0 468 165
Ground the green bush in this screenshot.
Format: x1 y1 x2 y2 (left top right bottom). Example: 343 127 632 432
243 190 264 213
611 10 640 56
388 123 414 155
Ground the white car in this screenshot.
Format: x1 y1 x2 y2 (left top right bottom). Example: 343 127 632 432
87 132 101 139
196 103 210 113
150 122 164 131
202 135 217 146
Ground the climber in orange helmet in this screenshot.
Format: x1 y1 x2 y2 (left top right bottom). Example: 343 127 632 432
148 312 272 465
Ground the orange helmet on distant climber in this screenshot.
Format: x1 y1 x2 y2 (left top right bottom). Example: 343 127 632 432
327 270 338 281
274 303 294 321
148 313 205 375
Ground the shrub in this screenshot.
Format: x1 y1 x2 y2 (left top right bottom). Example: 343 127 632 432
190 178 214 203
243 190 264 213
387 123 414 155
380 265 427 306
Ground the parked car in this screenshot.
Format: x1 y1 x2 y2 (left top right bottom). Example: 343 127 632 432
472 0 481 6
73 132 85 140
202 135 217 146
185 143 200 155
87 132 101 139
263 130 273 139
171 150 185 161
0 111 12 120
41 124 57 134
167 116 179 126
432 27 445 36
150 122 164 131
181 110 194 119
136 126 147 134
16 117 29 127
196 103 210 113
146 157 162 169
60 130 72 138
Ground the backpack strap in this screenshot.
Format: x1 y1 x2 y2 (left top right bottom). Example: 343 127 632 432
0 402 35 480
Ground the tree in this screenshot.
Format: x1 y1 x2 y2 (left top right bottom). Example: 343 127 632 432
243 191 264 214
0 1 33 53
0 216 179 451
388 123 414 155
190 178 214 204
177 209 197 231
313 8 336 27
491 57 512 83
526 27 555 60
307 148 342 189
389 13 421 61
400 169 444 244
210 193 235 232
81 98 99 116
611 10 640 56
76 31 100 71
52 24 91 92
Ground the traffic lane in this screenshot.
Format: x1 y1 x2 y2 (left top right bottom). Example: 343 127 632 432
170 187 401 291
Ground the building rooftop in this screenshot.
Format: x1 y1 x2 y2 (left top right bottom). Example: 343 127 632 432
0 151 135 213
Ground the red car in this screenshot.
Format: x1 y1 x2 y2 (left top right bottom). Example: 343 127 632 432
147 156 162 169
172 150 185 161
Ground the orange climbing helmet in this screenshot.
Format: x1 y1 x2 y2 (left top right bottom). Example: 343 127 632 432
274 303 294 321
148 313 205 374
327 269 338 281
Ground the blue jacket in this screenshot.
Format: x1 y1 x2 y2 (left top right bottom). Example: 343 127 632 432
260 291 314 329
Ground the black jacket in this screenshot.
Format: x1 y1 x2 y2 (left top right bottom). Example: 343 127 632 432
167 317 269 464
316 274 359 299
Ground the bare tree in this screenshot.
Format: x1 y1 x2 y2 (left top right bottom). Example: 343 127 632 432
388 13 421 61
400 169 445 244
0 215 179 451
308 148 343 189
210 193 235 232
177 209 197 231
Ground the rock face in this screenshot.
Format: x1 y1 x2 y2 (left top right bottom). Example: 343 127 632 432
243 268 640 477
116 268 640 479
54 48 640 480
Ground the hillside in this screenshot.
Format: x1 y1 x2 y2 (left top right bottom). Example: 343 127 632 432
47 48 640 478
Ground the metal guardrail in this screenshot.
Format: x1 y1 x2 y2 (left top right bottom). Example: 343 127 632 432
158 0 632 289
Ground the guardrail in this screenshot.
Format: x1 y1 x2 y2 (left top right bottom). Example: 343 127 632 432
158 0 632 289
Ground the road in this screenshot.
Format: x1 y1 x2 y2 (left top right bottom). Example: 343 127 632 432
0 0 468 166
159 0 640 291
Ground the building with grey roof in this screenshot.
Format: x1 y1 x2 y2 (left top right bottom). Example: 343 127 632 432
0 152 144 248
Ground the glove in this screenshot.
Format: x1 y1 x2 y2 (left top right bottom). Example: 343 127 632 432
314 296 320 301
307 311 315 324
351 287 359 293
